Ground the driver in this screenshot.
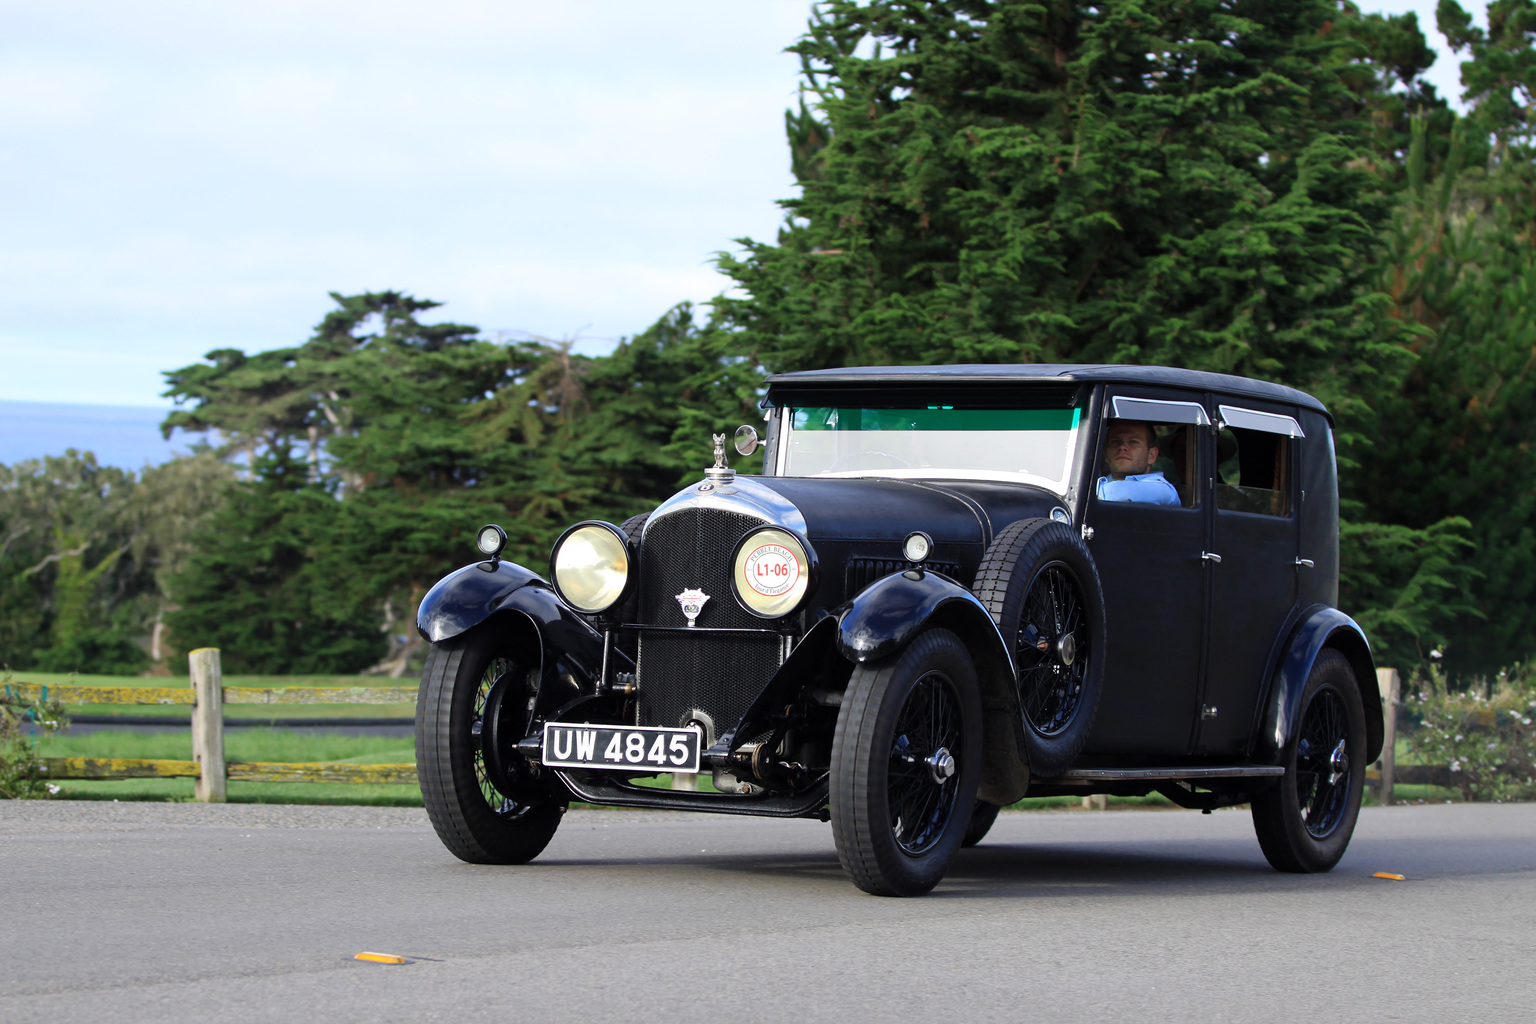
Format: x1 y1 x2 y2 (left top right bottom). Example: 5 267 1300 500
1097 419 1179 505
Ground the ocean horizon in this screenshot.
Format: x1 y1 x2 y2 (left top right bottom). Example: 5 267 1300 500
0 399 209 471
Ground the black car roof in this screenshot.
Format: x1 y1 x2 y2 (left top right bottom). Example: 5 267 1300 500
764 364 1330 418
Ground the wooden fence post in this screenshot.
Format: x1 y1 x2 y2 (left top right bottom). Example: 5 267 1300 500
190 648 226 803
1376 667 1400 806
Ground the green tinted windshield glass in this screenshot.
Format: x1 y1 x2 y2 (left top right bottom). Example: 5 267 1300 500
791 407 1075 431
782 404 1081 488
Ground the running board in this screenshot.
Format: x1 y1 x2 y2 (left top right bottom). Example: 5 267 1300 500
1045 765 1286 784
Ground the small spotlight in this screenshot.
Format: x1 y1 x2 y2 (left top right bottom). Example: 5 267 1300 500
476 524 508 558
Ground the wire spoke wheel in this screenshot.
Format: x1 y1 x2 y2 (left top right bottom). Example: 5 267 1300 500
1015 562 1089 736
831 628 982 896
886 671 964 856
472 656 538 820
1294 686 1350 839
418 623 566 865
1250 649 1366 874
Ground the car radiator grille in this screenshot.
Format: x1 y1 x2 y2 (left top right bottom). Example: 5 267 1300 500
844 557 964 598
634 507 783 734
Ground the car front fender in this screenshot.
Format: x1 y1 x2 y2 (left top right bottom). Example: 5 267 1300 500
416 559 547 644
836 570 1030 805
1256 605 1381 765
417 560 620 724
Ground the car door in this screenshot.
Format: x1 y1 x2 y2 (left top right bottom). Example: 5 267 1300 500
1195 402 1304 757
1080 391 1210 756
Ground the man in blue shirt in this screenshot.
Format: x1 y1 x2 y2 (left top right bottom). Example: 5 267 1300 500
1097 419 1180 505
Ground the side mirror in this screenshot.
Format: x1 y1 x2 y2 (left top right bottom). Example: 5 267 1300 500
734 424 760 457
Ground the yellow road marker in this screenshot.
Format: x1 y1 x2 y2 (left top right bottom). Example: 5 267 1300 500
355 951 408 964
1372 872 1406 881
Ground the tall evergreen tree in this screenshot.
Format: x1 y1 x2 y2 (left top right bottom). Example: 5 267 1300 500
717 0 1402 400
162 296 764 675
1349 0 1536 674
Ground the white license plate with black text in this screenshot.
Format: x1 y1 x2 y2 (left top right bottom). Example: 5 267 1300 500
542 723 702 773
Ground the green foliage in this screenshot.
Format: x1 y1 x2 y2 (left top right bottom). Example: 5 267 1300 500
0 681 68 799
1339 517 1480 663
0 451 229 674
717 0 1399 388
1404 662 1536 801
165 448 385 675
1350 2 1536 674
161 295 764 675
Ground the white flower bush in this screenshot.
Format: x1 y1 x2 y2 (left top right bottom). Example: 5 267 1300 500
1405 663 1536 802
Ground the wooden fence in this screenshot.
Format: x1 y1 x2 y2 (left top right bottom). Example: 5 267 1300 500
5 657 1443 805
5 648 416 802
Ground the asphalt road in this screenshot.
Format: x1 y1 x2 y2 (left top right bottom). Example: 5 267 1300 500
2 800 1533 1024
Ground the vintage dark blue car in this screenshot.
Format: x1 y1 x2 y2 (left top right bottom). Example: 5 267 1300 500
415 365 1382 895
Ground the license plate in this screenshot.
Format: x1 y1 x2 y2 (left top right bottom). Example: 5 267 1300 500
542 723 702 773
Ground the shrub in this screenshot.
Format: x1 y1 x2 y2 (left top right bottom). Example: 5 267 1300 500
0 679 69 799
1404 664 1536 801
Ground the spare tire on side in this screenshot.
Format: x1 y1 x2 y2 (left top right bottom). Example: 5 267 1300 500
972 518 1106 778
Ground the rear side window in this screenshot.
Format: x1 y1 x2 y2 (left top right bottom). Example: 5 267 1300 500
1216 427 1292 516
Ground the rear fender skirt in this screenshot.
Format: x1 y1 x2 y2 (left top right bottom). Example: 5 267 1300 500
1257 605 1381 764
835 569 1031 805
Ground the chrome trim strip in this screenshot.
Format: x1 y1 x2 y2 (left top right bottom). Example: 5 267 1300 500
1217 405 1306 438
1110 395 1211 426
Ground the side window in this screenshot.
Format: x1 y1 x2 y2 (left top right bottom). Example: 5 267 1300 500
1216 427 1292 516
1100 396 1207 509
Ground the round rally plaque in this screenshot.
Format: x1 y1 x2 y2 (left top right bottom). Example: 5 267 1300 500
743 542 800 597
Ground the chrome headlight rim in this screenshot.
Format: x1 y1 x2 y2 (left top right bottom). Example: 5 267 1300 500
730 526 818 620
549 520 633 615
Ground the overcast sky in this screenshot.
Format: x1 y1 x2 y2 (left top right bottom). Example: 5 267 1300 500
0 1 1487 408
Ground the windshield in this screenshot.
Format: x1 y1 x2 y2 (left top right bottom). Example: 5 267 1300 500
779 401 1082 493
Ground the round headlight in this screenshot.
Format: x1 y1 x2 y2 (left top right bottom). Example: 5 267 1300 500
732 527 815 619
902 531 932 563
550 522 631 614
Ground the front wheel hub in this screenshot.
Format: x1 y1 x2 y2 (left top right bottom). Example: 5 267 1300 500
1327 738 1349 785
925 747 956 785
1057 632 1077 666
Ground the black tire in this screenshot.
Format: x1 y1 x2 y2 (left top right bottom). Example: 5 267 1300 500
618 512 650 544
830 628 982 896
973 518 1106 777
962 801 1001 848
416 621 566 864
1251 649 1367 873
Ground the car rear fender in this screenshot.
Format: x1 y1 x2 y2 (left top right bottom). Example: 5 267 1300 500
1257 605 1382 764
836 570 1031 805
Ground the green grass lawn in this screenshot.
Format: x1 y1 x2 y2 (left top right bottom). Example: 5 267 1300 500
33 728 422 806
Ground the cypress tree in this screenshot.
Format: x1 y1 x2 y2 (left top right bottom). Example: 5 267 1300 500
717 0 1399 395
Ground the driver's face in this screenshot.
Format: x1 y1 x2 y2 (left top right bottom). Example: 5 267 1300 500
1104 424 1156 479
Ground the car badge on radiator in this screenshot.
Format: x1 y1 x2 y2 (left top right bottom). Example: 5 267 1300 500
675 588 710 627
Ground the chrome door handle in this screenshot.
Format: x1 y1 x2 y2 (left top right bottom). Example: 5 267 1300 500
1201 551 1222 564
1295 558 1315 568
